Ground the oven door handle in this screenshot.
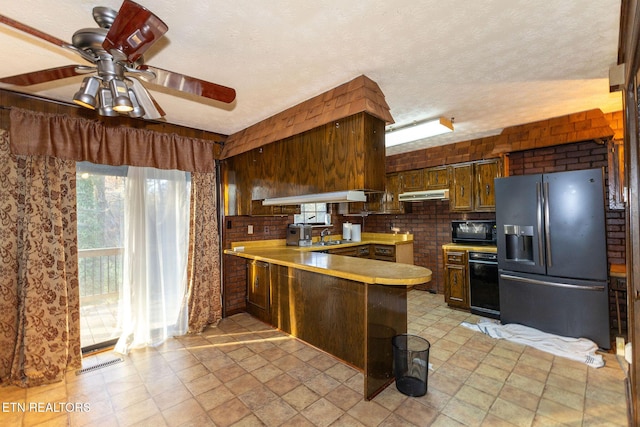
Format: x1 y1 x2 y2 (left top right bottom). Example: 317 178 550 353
469 260 498 265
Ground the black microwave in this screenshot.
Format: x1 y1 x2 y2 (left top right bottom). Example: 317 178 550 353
451 220 497 245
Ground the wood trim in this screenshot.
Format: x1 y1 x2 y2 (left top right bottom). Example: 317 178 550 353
620 0 640 423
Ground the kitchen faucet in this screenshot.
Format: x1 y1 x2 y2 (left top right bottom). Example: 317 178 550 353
320 228 331 243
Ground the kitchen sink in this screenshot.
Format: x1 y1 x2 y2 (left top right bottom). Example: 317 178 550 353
312 240 345 246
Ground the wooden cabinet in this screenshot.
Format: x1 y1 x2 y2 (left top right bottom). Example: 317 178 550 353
329 246 360 257
449 164 474 211
400 169 424 192
328 243 413 264
474 160 501 211
223 112 386 215
444 250 469 309
250 200 300 216
246 260 271 322
449 159 502 212
376 173 406 214
373 244 396 262
424 166 449 189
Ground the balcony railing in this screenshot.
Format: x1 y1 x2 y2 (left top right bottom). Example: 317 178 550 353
78 247 123 298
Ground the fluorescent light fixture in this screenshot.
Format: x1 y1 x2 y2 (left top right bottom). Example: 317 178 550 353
262 190 366 206
385 117 453 147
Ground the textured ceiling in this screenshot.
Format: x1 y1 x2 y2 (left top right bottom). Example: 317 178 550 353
0 0 623 155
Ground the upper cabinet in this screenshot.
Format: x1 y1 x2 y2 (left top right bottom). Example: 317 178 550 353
378 173 405 214
424 166 449 190
449 158 503 212
474 160 502 211
399 169 424 192
222 112 386 216
449 164 474 211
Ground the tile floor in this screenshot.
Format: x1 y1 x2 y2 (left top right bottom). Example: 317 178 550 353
0 290 630 427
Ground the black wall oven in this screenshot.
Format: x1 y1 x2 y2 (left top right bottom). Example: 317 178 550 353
468 251 500 319
451 220 497 245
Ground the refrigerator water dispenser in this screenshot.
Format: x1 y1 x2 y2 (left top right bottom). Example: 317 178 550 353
504 225 534 262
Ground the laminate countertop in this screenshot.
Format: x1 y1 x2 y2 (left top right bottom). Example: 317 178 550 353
225 233 431 286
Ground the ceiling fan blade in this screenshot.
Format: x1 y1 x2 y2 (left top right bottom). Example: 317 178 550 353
137 65 236 104
0 14 69 48
102 0 168 63
0 65 84 86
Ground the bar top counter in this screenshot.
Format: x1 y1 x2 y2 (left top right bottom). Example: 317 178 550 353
224 232 432 286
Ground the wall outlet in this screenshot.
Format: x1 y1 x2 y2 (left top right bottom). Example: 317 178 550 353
248 225 253 234
264 226 269 233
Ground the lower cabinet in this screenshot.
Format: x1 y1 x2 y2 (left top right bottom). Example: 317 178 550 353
328 246 360 257
328 243 413 264
444 250 469 309
246 260 271 322
373 244 396 262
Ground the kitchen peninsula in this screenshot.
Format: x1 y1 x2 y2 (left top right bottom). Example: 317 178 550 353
224 233 432 400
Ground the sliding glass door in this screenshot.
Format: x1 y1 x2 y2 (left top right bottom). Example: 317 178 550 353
76 163 127 352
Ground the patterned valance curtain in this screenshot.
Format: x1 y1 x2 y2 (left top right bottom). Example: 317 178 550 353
9 108 217 173
0 129 81 386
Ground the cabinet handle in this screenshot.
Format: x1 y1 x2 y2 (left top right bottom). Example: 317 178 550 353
453 275 457 285
461 186 464 197
486 184 490 195
254 278 259 289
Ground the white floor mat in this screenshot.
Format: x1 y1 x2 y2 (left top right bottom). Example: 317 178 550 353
461 319 604 368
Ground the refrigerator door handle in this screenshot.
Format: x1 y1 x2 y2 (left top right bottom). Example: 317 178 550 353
536 182 544 264
543 181 552 268
500 273 605 291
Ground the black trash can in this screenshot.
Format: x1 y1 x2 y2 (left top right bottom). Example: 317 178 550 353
392 334 430 397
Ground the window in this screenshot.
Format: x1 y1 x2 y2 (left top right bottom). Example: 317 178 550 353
294 203 331 225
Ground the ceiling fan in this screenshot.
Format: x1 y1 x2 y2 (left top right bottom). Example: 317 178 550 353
0 0 236 120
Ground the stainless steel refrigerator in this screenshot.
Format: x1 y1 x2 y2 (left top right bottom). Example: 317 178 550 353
495 168 610 349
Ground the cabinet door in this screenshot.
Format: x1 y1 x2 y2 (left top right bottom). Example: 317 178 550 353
379 173 404 214
329 246 359 256
445 264 468 309
356 245 371 258
247 261 270 321
450 164 473 211
400 169 424 192
474 159 501 211
425 166 449 189
444 250 468 309
373 244 396 262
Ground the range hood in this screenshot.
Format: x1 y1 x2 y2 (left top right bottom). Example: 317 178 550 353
262 190 367 206
398 189 449 202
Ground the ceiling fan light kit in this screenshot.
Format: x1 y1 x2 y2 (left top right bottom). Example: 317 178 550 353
385 117 454 147
73 76 101 109
0 0 237 119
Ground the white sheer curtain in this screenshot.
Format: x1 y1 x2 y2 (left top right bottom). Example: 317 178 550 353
115 166 190 354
